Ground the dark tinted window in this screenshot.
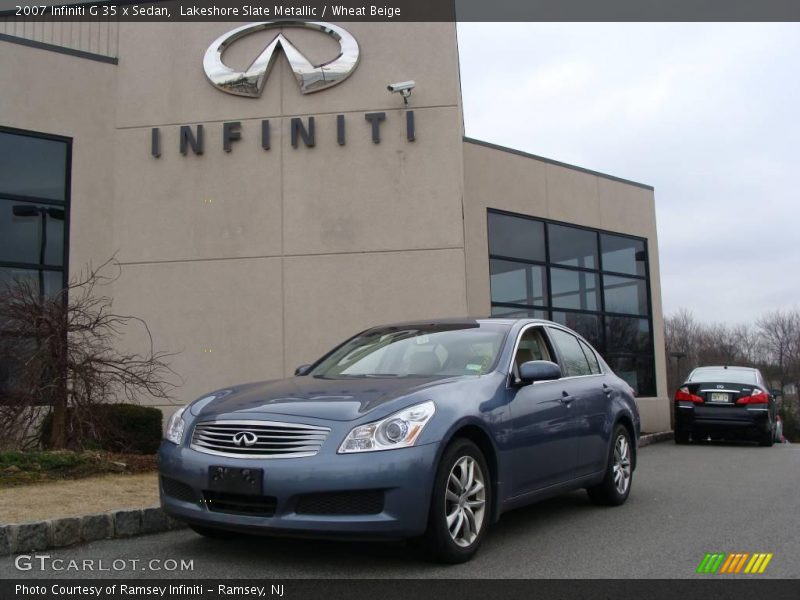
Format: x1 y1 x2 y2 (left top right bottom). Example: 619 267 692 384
605 316 651 354
0 267 64 298
607 355 655 396
579 339 602 374
490 259 547 306
0 132 68 201
549 224 597 269
490 306 548 319
550 269 598 311
548 327 591 377
487 212 545 261
552 311 601 348
603 275 648 316
0 199 65 266
601 234 646 276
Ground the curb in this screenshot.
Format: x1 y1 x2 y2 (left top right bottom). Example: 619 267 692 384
638 431 674 447
0 507 185 557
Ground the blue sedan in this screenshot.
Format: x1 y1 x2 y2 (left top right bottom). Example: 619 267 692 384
159 318 640 563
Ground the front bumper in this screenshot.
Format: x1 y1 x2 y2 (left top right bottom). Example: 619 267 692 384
158 440 439 539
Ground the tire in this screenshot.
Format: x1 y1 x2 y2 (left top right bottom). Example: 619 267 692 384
759 425 774 447
674 430 690 445
188 524 238 539
418 438 492 564
587 425 633 506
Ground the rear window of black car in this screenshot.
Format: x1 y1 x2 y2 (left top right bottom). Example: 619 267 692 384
687 368 757 384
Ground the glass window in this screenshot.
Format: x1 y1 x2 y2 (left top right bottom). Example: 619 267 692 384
0 199 65 266
601 234 646 276
605 316 651 354
551 311 601 348
548 327 591 377
487 212 545 262
490 259 547 306
687 367 758 384
490 306 548 319
0 267 64 298
0 132 68 201
578 339 602 374
550 268 598 311
603 275 648 316
606 354 655 397
548 224 597 269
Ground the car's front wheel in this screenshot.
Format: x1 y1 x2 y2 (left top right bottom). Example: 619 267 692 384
587 424 633 506
418 438 491 563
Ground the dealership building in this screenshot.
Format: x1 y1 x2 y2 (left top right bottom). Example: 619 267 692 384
0 19 670 431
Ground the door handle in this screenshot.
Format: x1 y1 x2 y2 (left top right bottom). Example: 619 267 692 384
560 391 575 405
603 383 612 396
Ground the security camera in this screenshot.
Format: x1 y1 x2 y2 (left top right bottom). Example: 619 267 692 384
387 80 416 104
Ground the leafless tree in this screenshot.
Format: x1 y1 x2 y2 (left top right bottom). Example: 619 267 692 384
0 257 179 450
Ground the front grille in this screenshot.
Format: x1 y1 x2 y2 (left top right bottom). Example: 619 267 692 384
160 476 196 503
190 420 330 458
203 491 277 516
295 491 385 515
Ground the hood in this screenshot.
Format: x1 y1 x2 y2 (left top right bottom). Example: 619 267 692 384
190 375 455 422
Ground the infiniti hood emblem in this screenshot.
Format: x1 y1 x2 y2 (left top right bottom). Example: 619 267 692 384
232 431 259 447
203 20 360 97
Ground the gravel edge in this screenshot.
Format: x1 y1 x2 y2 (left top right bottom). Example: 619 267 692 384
1 431 674 556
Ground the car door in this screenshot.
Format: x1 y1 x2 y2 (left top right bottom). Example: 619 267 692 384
507 325 580 497
545 327 606 478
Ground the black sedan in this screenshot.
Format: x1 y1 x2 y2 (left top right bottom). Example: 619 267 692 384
674 366 777 446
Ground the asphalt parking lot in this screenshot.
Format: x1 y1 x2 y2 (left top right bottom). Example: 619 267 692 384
2 441 798 579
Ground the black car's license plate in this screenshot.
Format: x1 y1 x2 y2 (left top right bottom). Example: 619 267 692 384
208 466 263 495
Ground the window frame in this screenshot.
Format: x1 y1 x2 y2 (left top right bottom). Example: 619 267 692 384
0 126 72 294
488 208 656 396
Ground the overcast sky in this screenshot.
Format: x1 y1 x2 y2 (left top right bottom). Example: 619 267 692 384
457 23 799 325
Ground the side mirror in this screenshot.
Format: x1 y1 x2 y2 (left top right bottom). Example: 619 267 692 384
518 360 562 384
294 364 312 376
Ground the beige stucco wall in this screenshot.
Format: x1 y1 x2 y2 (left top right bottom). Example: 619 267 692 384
462 140 670 432
42 20 463 412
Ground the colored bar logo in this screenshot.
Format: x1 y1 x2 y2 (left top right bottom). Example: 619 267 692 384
697 552 773 574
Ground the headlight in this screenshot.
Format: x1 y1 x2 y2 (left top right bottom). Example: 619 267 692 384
165 406 187 445
338 401 436 453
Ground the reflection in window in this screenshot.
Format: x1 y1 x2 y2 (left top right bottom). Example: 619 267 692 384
550 268 598 311
603 275 647 316
601 234 646 276
549 224 597 269
548 327 592 377
487 212 546 262
0 199 66 266
0 132 67 201
0 268 64 299
490 259 547 306
487 209 655 396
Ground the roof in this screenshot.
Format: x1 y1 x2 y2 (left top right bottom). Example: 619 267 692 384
464 137 654 191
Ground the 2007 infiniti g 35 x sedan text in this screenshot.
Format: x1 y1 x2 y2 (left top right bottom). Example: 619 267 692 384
159 318 640 563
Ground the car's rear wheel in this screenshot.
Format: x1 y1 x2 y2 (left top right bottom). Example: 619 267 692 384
674 430 689 445
587 424 633 506
418 438 491 563
759 424 774 447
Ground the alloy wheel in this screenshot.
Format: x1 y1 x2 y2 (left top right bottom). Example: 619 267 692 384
612 434 632 495
444 455 486 547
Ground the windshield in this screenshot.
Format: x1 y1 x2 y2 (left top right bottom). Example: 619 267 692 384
688 368 758 384
309 323 509 379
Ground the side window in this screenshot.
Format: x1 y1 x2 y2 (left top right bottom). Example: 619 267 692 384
578 339 602 375
513 327 550 374
548 328 591 377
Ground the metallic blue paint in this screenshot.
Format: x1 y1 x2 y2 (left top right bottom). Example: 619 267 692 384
159 319 640 538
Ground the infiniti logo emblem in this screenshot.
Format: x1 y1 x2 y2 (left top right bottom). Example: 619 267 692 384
232 431 259 447
203 20 360 98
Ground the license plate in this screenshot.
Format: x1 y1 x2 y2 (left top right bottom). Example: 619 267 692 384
710 392 729 403
208 466 263 495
